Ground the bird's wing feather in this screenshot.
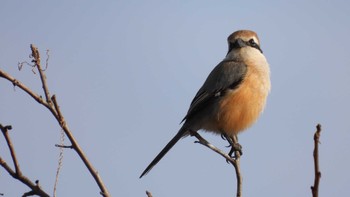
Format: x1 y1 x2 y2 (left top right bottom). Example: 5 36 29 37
181 60 247 122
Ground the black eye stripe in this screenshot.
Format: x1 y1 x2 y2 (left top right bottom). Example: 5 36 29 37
247 39 262 53
227 38 263 54
249 39 257 46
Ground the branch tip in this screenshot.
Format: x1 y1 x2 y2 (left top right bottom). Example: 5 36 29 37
311 123 322 197
146 191 153 197
55 144 73 149
0 124 12 131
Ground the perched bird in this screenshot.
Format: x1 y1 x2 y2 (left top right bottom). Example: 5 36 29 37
140 30 270 178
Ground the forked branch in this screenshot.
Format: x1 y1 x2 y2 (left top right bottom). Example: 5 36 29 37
190 131 242 197
0 45 110 197
0 124 49 197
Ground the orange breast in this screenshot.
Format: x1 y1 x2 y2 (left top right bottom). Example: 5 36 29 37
217 71 267 135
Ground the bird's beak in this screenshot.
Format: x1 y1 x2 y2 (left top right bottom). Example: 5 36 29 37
227 38 248 55
234 38 247 48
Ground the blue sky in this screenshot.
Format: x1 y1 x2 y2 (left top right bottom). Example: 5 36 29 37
1 1 350 196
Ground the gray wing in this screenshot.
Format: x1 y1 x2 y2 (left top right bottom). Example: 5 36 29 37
181 60 247 123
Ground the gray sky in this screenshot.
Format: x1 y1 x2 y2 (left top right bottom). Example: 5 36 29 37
1 1 350 196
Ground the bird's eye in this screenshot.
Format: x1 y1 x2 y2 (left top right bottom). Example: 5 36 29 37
249 39 257 46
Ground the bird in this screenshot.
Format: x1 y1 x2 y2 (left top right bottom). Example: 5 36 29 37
140 30 270 178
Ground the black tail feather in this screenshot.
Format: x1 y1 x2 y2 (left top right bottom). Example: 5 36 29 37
139 127 187 178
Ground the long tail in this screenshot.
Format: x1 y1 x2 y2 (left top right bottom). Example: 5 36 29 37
139 127 187 178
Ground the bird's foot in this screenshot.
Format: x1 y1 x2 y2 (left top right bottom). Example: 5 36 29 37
221 134 243 162
221 133 234 145
228 142 242 158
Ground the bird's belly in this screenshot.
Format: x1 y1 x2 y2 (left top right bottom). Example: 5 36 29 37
217 81 267 135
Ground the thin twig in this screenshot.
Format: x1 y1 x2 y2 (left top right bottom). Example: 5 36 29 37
53 129 65 197
0 69 49 108
191 131 236 163
0 125 21 174
232 135 242 197
44 49 50 71
30 44 51 104
55 144 74 149
190 131 242 197
18 61 35 71
311 124 322 197
51 95 110 197
0 124 49 197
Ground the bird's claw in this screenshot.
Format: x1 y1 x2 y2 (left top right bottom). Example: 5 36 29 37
221 134 227 140
225 142 243 163
221 134 243 163
230 142 243 157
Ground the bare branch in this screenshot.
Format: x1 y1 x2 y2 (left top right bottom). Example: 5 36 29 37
0 125 21 175
311 124 322 197
190 131 242 197
0 45 111 197
30 44 51 104
191 131 235 163
0 124 49 197
231 135 242 197
51 95 64 125
51 95 111 197
0 69 50 108
55 144 73 149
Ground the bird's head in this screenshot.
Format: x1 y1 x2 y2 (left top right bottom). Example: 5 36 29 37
226 30 263 56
